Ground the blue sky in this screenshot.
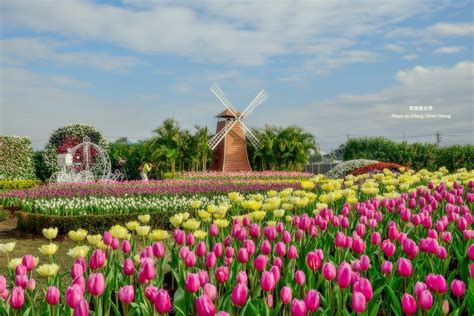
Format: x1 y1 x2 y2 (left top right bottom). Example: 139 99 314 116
1 0 473 152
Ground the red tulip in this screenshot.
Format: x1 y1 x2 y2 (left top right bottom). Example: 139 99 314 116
352 291 366 313
337 262 352 289
231 283 248 306
291 299 307 316
196 294 216 316
304 289 320 312
118 285 135 304
154 289 171 313
261 271 276 292
280 286 292 304
46 286 60 305
401 293 417 315
87 273 105 296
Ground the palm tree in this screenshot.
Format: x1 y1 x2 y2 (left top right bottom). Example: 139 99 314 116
194 126 210 171
147 118 182 174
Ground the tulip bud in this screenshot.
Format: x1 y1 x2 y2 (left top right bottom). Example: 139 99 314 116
352 291 366 313
9 286 24 310
185 273 201 293
451 279 465 296
154 289 172 314
322 262 337 281
118 285 135 304
295 270 306 286
401 293 417 315
254 255 268 271
261 271 276 292
46 286 60 305
304 289 320 312
397 258 412 277
291 299 307 316
419 290 433 310
280 286 292 304
337 262 352 289
66 285 82 308
74 299 89 316
231 283 248 306
196 241 207 257
196 294 216 316
123 258 135 276
442 299 449 315
87 273 105 296
203 283 217 301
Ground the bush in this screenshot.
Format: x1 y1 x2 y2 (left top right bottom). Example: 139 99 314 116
0 209 9 222
33 150 51 181
341 137 474 171
0 136 36 180
43 124 109 175
108 141 147 180
0 179 42 190
16 210 176 234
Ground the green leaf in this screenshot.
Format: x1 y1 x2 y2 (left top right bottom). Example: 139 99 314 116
386 285 402 315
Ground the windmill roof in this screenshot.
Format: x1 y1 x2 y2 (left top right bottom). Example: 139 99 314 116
216 108 241 118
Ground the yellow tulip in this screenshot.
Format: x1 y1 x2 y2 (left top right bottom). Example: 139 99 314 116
110 225 128 239
42 228 58 240
198 210 211 221
214 219 229 228
39 243 58 256
190 200 202 209
67 246 90 259
150 229 170 241
285 215 293 222
0 242 15 254
194 230 208 239
182 219 201 231
126 221 139 231
87 234 102 246
273 209 285 218
68 229 88 242
301 180 315 190
96 241 108 251
170 214 184 227
37 263 59 277
251 211 266 221
138 214 151 224
136 226 151 236
8 258 22 270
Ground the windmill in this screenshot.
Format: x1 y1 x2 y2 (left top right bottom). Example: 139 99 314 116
207 82 269 172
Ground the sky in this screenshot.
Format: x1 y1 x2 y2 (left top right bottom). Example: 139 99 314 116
0 0 473 153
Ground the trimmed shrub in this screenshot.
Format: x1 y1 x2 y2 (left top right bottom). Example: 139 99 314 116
0 136 36 180
0 180 42 190
341 137 474 171
43 124 108 175
16 210 176 234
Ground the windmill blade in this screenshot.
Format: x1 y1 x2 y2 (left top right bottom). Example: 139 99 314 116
210 82 239 118
241 89 268 118
241 122 260 149
207 119 239 150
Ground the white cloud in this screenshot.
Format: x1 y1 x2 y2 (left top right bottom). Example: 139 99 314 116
1 0 432 67
249 62 474 150
434 46 464 54
384 44 405 52
427 23 474 36
401 54 418 61
0 38 142 72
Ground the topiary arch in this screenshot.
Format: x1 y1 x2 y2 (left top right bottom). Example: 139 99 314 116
43 124 109 175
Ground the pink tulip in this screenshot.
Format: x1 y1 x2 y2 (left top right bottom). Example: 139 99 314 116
9 286 24 310
352 291 366 313
15 275 28 289
186 232 195 246
15 264 27 276
154 289 172 313
71 263 84 279
254 255 268 271
451 279 465 296
111 238 119 250
468 244 474 260
103 231 112 245
322 262 337 281
89 249 106 270
288 245 298 259
215 266 229 283
87 273 105 296
261 240 272 255
237 248 249 263
270 265 281 283
306 251 321 271
209 224 218 237
280 286 292 304
213 243 223 257
353 278 373 301
184 251 197 267
236 271 248 285
261 271 276 292
371 232 381 245
196 294 216 316
231 283 248 306
185 273 201 293
123 258 135 276
401 293 417 315
46 286 60 305
291 299 307 316
295 270 306 285
196 241 207 257
26 278 36 291
22 255 35 271
174 229 185 245
470 263 474 278
337 262 352 289
304 289 320 312
152 242 165 258
244 239 256 255
205 252 217 269
74 299 89 316
0 276 6 293
419 290 433 310
203 283 217 301
275 242 286 257
144 285 158 302
118 285 135 304
381 260 393 274
66 285 83 308
397 258 412 277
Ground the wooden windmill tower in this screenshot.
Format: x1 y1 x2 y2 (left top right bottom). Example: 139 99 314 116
208 82 269 172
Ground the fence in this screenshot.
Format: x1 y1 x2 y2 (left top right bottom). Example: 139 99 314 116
304 162 340 174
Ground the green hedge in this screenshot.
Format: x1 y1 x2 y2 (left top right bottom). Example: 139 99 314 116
0 136 36 180
16 210 177 235
341 137 474 171
0 179 43 190
108 141 147 180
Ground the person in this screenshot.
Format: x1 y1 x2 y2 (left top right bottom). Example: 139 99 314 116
116 156 127 179
139 162 152 181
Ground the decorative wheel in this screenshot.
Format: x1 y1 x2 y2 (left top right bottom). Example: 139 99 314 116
68 136 111 181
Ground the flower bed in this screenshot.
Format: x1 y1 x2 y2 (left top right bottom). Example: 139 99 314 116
0 169 473 315
326 159 378 179
178 171 314 180
351 162 407 176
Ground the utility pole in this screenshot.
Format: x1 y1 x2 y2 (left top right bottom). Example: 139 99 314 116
436 131 441 147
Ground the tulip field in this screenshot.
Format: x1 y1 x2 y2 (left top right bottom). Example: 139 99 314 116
0 168 473 315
